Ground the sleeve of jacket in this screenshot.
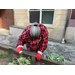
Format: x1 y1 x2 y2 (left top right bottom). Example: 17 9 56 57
38 26 48 54
16 28 27 47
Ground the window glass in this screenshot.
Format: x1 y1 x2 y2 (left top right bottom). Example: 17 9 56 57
42 11 54 24
42 9 54 11
29 11 40 23
29 9 54 25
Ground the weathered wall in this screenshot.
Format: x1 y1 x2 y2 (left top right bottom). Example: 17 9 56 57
48 9 68 41
65 27 75 43
13 9 75 42
14 9 29 27
48 9 75 43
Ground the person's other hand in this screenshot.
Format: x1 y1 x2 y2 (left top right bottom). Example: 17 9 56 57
36 51 43 60
16 46 23 54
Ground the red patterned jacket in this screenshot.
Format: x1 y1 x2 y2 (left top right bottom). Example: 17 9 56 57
16 24 49 53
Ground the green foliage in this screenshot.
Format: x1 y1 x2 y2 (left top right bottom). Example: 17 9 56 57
43 53 67 63
28 57 31 61
7 55 31 65
7 62 15 65
0 51 10 58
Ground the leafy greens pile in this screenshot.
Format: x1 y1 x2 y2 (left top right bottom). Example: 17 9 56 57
43 53 67 63
7 55 31 65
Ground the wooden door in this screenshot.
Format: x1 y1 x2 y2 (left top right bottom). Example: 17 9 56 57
68 9 75 27
0 9 14 29
0 9 3 28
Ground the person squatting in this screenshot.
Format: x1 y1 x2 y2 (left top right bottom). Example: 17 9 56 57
16 22 49 61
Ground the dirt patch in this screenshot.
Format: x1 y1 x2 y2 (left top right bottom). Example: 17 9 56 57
0 49 20 65
0 58 10 65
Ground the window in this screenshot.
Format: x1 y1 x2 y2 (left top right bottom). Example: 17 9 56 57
29 9 55 25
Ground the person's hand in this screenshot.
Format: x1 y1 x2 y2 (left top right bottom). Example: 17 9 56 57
16 47 23 54
36 51 42 61
19 51 23 54
36 53 42 60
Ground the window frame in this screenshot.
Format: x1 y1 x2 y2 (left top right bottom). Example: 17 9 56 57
29 9 55 26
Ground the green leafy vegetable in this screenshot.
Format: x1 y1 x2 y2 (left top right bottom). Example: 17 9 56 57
28 57 31 61
7 55 31 65
7 62 15 65
50 53 56 60
43 53 67 63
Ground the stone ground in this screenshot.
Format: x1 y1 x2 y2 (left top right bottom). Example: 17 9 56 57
0 29 75 62
44 41 75 62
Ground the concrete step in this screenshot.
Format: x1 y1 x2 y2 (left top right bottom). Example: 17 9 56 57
0 28 9 35
9 25 26 36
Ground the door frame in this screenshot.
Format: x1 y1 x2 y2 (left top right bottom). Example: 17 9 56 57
67 9 71 27
67 9 75 27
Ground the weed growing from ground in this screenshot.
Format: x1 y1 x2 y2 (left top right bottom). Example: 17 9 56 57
0 51 10 58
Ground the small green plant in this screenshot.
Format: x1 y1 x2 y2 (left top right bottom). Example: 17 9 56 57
0 51 10 58
7 55 31 65
7 62 15 65
28 57 31 61
43 53 67 63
